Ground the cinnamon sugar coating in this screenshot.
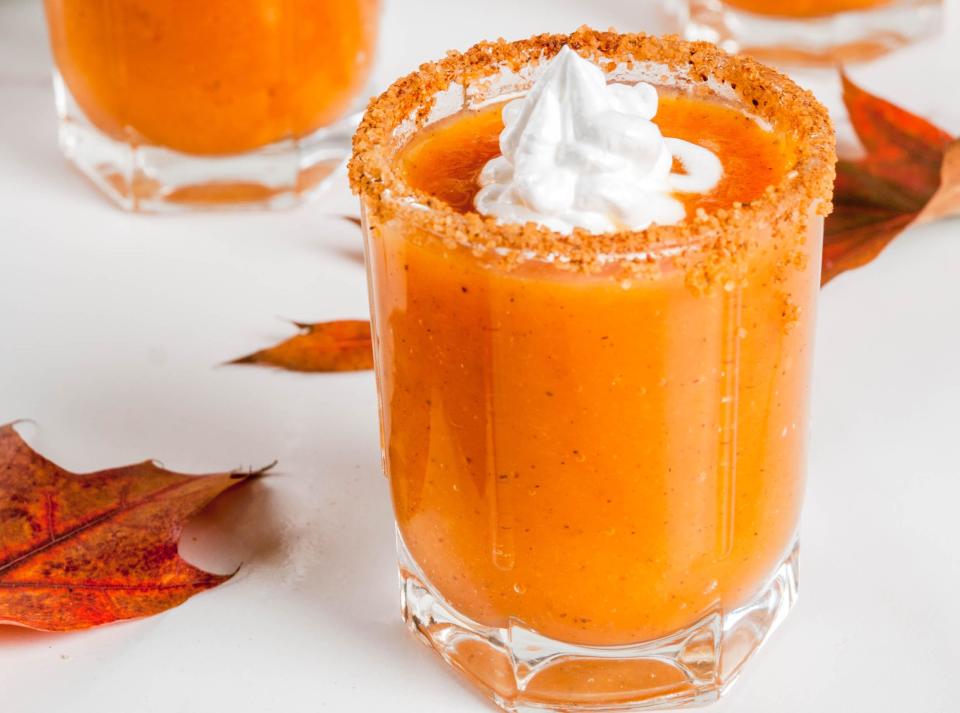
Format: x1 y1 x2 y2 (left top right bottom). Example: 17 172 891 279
349 28 836 283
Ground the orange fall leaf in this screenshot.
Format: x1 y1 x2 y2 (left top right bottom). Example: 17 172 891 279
229 320 373 373
823 74 960 285
0 424 268 631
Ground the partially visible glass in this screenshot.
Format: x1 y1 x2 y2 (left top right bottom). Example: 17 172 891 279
43 0 380 211
675 0 941 65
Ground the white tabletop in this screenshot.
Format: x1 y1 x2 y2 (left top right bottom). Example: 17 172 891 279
1 1 958 711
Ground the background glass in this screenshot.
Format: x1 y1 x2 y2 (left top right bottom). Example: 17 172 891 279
44 0 380 211
676 0 942 65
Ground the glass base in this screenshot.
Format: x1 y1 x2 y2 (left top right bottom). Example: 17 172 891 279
398 535 799 712
52 70 356 212
682 0 941 65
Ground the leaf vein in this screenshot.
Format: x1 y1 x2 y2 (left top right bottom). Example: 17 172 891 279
0 477 199 577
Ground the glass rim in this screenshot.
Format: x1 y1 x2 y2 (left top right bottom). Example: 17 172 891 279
349 28 836 272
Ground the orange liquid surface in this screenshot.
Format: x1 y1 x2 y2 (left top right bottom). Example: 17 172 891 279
401 94 791 218
724 0 889 17
44 0 379 155
367 92 818 648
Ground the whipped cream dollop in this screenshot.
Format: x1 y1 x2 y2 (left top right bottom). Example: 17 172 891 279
474 46 723 234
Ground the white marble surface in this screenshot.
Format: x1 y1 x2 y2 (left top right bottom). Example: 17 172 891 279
0 1 958 711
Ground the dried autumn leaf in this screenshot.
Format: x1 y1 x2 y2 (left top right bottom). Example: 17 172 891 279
917 139 960 225
0 424 267 631
824 74 960 285
230 320 373 372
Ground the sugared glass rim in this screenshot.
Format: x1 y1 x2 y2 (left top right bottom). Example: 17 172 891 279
349 28 836 274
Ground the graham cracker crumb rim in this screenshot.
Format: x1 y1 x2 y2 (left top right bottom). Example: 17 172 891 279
349 28 836 271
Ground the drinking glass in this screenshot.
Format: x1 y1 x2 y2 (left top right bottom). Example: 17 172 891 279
350 29 836 711
44 0 380 211
676 0 942 64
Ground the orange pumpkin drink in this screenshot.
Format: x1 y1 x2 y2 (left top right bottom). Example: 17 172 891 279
43 0 380 210
351 30 835 711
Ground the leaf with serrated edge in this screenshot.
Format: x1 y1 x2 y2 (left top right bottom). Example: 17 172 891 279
0 425 267 631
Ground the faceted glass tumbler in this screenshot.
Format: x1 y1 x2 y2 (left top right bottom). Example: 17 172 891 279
43 0 380 212
350 31 835 712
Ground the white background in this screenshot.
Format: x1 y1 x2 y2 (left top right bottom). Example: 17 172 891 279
1 1 958 711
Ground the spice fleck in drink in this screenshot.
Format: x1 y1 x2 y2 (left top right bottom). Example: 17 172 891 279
351 30 835 710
